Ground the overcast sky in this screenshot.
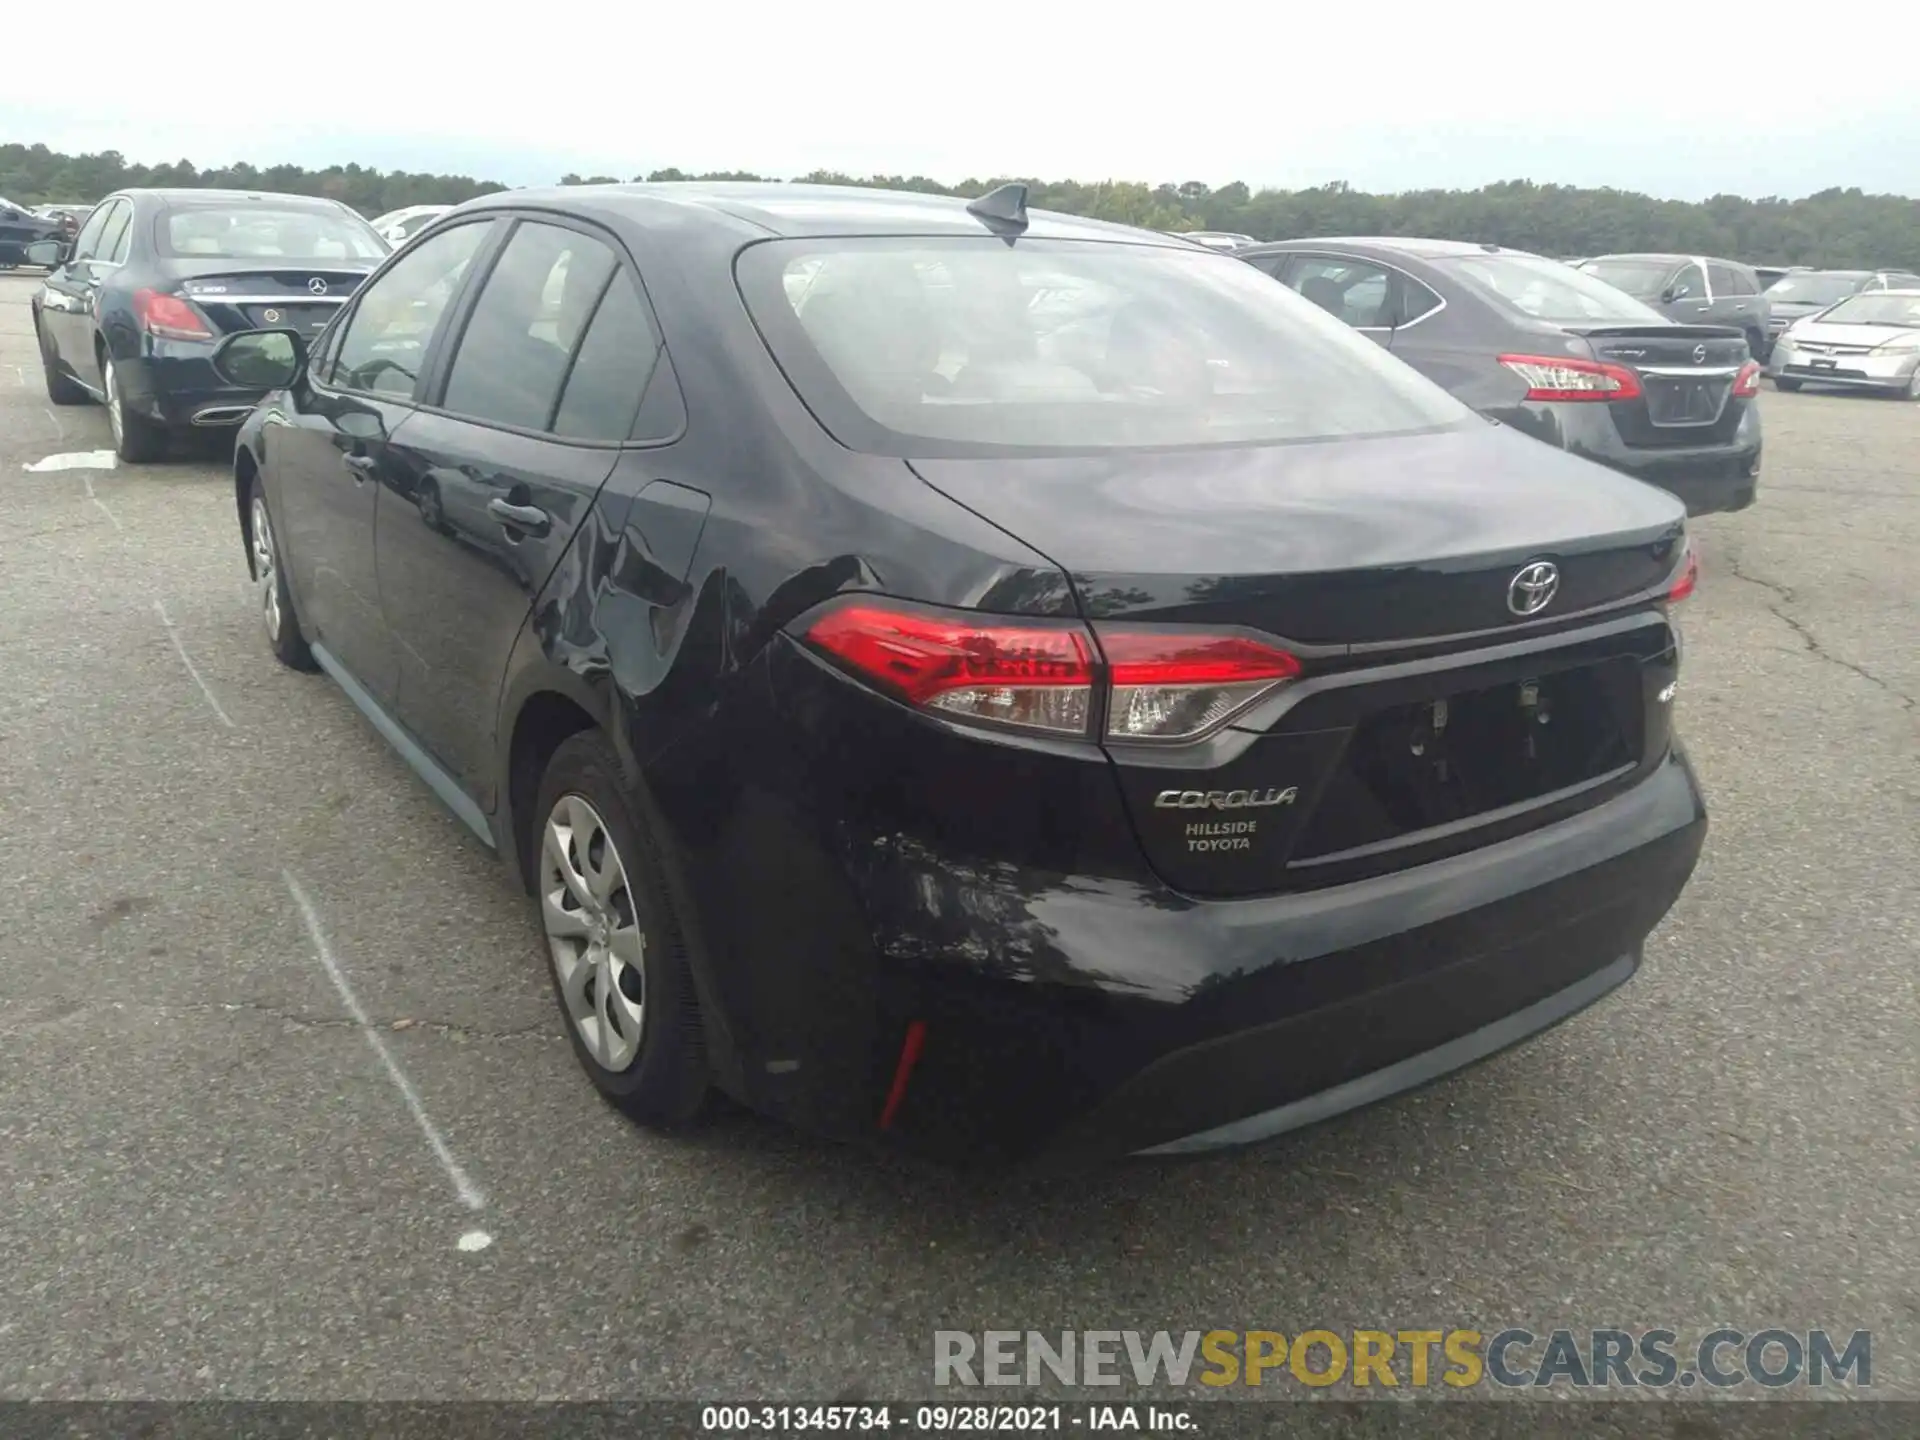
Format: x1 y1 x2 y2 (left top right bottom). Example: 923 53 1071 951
7 3 1916 199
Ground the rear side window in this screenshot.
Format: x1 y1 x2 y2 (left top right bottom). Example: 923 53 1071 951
441 221 618 432
1284 257 1395 327
1707 262 1750 296
551 274 665 442
737 237 1471 456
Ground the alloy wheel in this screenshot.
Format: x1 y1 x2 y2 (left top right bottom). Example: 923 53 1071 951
251 496 282 641
541 794 646 1073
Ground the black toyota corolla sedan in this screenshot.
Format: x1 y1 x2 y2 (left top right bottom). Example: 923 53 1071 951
216 183 1707 1167
1241 238 1763 516
27 188 387 461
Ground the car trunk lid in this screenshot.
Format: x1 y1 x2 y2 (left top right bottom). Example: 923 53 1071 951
910 425 1687 898
909 423 1685 647
1567 323 1751 449
172 265 372 337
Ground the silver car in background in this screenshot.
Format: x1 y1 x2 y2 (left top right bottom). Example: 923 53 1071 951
370 203 453 247
1768 289 1920 398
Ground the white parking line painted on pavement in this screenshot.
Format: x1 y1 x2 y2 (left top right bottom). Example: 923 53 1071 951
152 599 235 728
22 449 116 472
457 1230 494 1252
82 474 123 533
41 407 64 442
283 870 489 1214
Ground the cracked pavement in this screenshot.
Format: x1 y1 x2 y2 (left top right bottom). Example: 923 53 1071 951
1 272 1916 1409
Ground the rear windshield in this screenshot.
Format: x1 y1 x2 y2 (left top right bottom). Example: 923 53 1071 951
1448 254 1668 324
736 237 1471 456
1578 258 1676 299
1818 293 1920 327
1764 272 1865 305
159 205 389 261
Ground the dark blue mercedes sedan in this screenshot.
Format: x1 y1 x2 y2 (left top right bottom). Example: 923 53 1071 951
27 188 388 461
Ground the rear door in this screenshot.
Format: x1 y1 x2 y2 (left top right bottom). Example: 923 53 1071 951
1706 261 1763 344
266 218 495 704
375 215 663 808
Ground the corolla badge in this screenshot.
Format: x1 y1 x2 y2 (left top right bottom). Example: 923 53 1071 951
307 277 329 295
1154 787 1298 811
1507 560 1560 617
1692 344 1708 364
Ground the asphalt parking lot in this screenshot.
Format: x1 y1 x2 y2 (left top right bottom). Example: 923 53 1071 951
1 269 1916 1407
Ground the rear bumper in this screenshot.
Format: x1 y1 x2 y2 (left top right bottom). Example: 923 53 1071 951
1535 401 1761 517
115 352 266 428
804 748 1707 1168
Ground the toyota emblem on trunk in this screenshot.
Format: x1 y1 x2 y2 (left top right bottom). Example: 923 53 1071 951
307 278 329 295
1692 343 1707 364
1507 561 1560 616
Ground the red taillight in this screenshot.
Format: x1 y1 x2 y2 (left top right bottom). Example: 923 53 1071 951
1731 360 1761 398
802 603 1299 743
133 288 212 341
1666 543 1698 604
1097 629 1301 743
804 605 1096 736
1497 354 1643 403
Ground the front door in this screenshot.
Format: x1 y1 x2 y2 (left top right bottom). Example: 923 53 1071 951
269 218 494 704
39 199 121 386
376 217 665 808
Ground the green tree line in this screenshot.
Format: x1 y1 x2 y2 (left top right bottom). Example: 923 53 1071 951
7 142 1918 268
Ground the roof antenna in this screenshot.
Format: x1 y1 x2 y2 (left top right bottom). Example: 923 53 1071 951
966 183 1029 235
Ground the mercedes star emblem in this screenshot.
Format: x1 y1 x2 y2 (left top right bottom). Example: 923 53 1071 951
1507 560 1560 617
307 278 329 295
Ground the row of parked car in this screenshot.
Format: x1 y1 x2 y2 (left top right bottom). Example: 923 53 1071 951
18 185 1920 512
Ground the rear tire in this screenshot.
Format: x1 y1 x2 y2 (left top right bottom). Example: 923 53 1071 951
1773 377 1802 393
534 732 709 1127
247 475 316 672
103 354 168 463
35 317 88 406
1903 370 1920 401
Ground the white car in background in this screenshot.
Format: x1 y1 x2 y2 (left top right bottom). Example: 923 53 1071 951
370 204 453 247
1769 289 1920 399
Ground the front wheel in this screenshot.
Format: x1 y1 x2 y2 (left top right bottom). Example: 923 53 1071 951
248 476 316 671
103 355 169 463
1902 369 1920 402
534 732 708 1126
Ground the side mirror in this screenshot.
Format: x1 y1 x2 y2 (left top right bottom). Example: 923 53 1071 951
25 238 67 267
212 329 305 390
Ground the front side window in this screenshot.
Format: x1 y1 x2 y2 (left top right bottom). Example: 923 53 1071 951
1441 254 1668 325
737 237 1472 456
69 201 115 262
330 221 490 397
160 204 388 262
440 221 619 432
